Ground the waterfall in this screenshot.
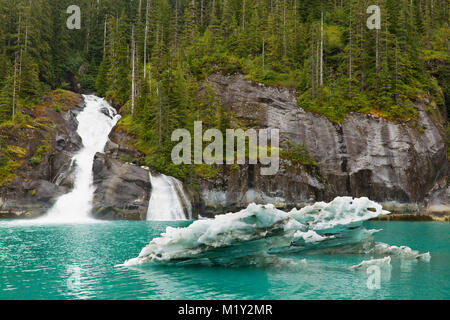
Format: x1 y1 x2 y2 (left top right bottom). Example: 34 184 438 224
42 95 121 223
147 173 192 221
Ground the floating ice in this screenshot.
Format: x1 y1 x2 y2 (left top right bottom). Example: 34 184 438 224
125 203 302 266
349 256 392 271
366 243 431 261
125 197 400 267
124 197 431 267
279 197 390 253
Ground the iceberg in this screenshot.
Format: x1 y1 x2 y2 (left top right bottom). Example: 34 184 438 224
124 197 430 267
124 203 302 266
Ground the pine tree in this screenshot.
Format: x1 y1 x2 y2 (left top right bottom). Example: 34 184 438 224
183 0 199 46
19 53 39 98
0 72 14 122
109 11 131 105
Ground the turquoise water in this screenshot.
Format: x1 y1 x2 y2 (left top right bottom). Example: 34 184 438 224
0 220 448 300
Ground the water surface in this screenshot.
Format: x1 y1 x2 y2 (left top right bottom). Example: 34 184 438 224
0 220 448 300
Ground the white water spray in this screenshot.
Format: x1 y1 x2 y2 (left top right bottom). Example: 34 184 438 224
147 173 192 221
42 95 120 223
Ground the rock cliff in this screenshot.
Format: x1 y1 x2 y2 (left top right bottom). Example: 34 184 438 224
197 74 448 216
0 77 447 220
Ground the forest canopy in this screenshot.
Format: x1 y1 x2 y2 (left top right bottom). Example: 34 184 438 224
0 0 448 179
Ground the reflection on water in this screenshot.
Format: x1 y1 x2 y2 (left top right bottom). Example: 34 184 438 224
0 220 448 300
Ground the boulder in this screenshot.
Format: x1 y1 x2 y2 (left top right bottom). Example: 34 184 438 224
92 153 151 220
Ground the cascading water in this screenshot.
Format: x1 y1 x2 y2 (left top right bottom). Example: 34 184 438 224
146 173 192 221
42 95 121 223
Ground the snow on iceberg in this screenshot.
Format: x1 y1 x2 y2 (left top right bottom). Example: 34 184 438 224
125 197 397 267
289 197 389 232
283 197 390 253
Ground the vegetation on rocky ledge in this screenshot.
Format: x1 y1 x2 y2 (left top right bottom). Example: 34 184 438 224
0 89 80 187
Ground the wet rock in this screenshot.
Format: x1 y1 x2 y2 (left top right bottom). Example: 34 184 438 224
100 107 116 119
62 109 83 151
425 176 450 216
51 151 76 189
0 179 69 218
92 153 151 220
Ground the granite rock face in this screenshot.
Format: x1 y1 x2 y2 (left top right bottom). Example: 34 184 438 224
197 74 448 216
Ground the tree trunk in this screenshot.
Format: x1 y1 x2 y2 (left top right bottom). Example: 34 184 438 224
262 32 265 70
311 29 315 96
201 0 204 27
144 0 149 78
283 0 287 57
103 17 107 56
320 10 324 87
316 31 319 89
395 38 399 103
242 0 246 30
131 26 136 120
360 0 366 91
157 84 162 148
349 3 353 96
12 54 17 118
376 26 379 73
